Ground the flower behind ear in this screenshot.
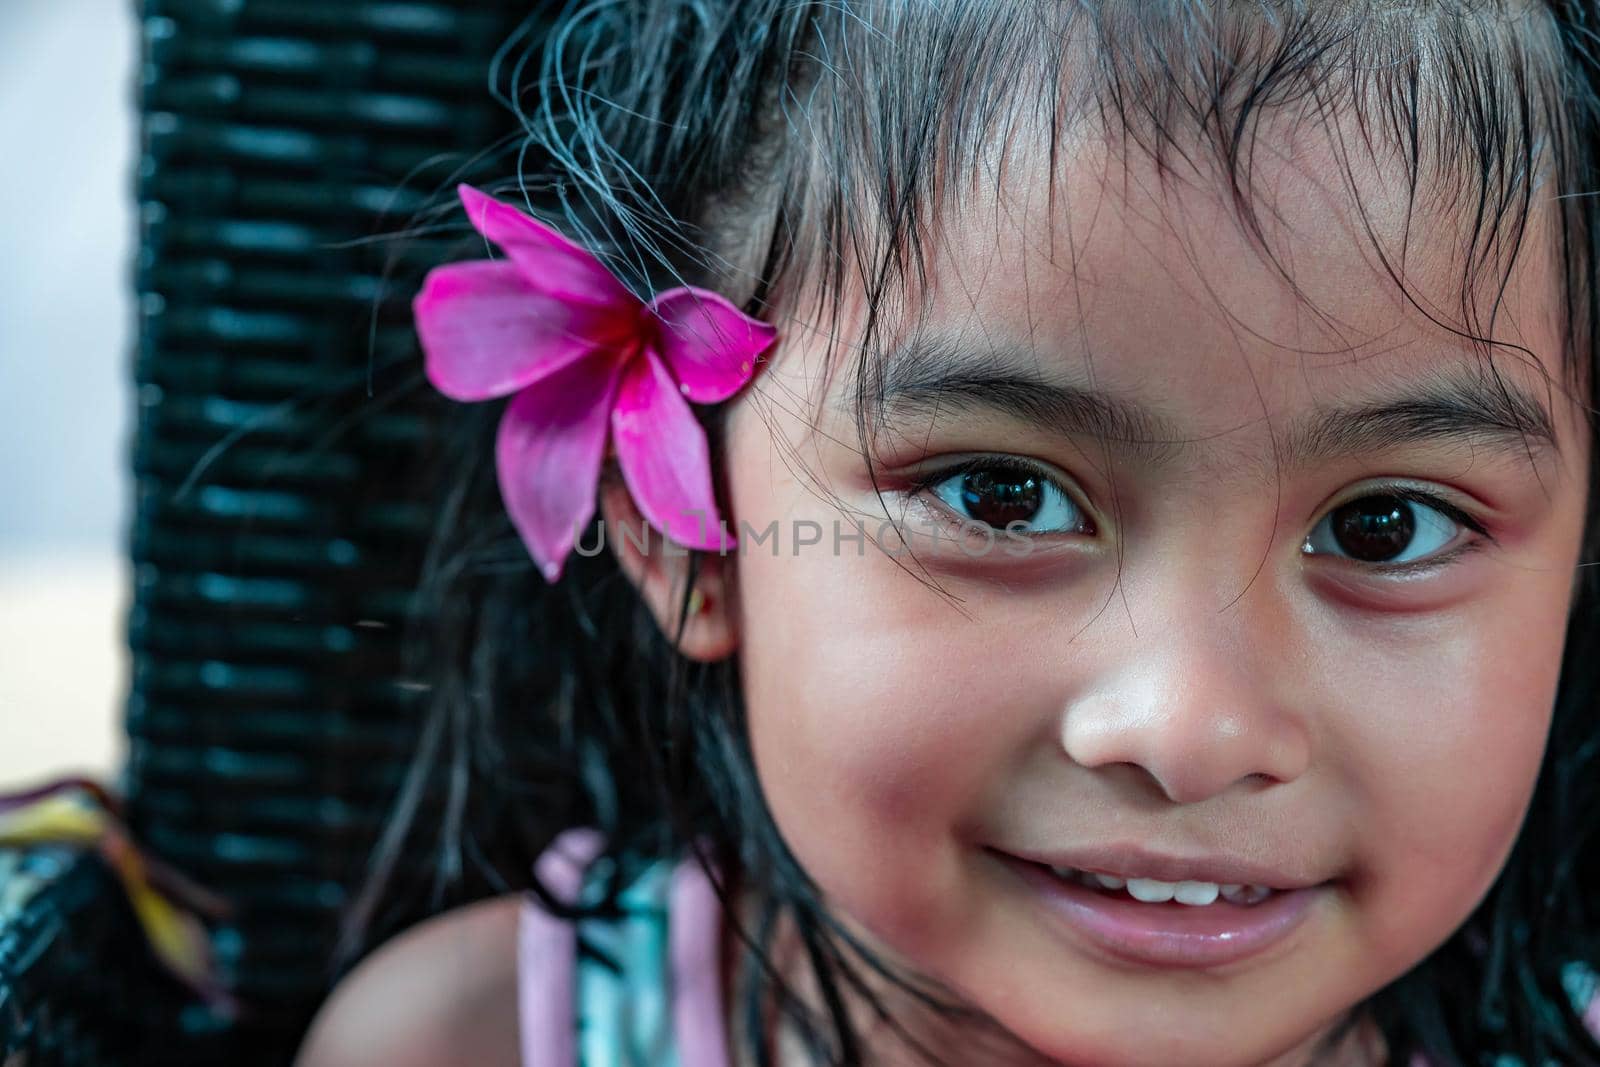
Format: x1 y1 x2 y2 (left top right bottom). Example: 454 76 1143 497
413 184 777 582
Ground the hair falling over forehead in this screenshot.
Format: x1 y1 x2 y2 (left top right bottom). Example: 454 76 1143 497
342 1 1600 1064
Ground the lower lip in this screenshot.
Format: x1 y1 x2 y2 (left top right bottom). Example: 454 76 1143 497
995 852 1326 970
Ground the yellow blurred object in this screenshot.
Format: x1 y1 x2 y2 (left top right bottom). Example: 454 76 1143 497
0 776 237 1018
0 791 104 846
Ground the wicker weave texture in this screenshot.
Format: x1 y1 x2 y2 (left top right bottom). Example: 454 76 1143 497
114 1 531 1062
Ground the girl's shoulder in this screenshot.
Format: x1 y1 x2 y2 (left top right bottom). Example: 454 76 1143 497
292 891 525 1067
292 829 729 1067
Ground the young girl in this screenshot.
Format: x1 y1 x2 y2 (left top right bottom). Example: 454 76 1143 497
294 1 1600 1064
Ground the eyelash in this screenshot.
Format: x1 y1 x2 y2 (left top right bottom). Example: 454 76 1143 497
905 459 1494 573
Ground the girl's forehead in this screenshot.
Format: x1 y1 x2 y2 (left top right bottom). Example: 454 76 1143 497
762 115 1586 486
932 116 1555 364
812 113 1572 433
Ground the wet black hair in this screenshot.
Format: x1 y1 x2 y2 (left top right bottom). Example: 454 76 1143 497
337 2 1600 1064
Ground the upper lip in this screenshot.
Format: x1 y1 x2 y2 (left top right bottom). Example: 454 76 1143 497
996 844 1330 891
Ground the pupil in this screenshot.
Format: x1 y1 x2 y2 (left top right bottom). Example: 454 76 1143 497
961 469 1042 528
1331 495 1414 561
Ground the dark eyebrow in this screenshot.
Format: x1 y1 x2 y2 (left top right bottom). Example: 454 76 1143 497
865 336 1561 470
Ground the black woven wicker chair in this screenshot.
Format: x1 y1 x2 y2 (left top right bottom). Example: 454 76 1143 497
0 2 540 1063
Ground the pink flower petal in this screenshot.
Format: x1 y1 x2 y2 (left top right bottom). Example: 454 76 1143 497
647 287 777 404
611 349 737 553
415 260 630 401
457 184 637 309
496 353 626 582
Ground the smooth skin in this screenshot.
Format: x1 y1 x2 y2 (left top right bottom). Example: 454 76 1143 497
297 107 1589 1067
624 116 1591 1065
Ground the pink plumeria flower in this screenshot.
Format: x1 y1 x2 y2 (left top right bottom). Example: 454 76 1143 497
413 184 777 583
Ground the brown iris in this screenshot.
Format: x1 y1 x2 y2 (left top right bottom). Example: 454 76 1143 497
960 469 1044 529
1329 495 1416 562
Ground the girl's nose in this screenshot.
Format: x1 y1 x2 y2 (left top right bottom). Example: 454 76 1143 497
1057 610 1313 805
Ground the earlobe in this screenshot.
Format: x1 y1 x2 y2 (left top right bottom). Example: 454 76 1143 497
597 477 739 662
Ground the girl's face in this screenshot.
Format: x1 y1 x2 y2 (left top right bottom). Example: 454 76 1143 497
718 124 1590 1066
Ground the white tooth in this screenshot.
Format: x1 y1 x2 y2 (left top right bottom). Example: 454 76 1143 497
1173 881 1220 906
1092 873 1126 890
1126 877 1177 903
1219 883 1243 895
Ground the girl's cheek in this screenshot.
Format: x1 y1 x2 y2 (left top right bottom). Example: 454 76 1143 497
730 498 1032 951
724 394 1020 823
1318 568 1566 954
738 540 1002 820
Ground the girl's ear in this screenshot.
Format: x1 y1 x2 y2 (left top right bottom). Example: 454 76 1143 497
597 476 739 662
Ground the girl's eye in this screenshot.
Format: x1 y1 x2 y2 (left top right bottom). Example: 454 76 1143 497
1302 491 1476 567
922 460 1092 536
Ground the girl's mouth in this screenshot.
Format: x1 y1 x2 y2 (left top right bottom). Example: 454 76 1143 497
990 851 1331 970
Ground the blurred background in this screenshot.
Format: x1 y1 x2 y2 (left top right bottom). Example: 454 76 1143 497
1 3 540 1061
0 0 136 785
